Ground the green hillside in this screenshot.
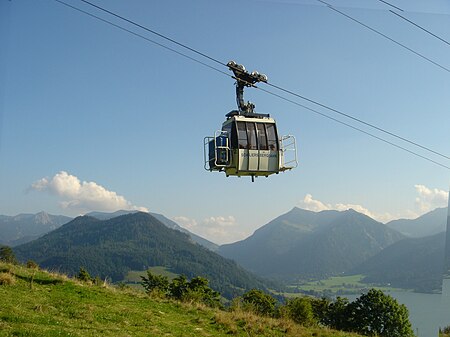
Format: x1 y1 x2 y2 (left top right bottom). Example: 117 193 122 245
219 208 404 280
0 262 363 337
13 212 271 299
353 232 445 292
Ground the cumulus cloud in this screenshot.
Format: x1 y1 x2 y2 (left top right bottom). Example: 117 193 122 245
300 194 330 212
299 194 402 223
414 184 448 213
173 215 248 245
31 171 148 214
299 194 376 219
298 185 449 223
173 216 198 230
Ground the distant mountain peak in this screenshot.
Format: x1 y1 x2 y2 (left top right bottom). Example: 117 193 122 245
34 211 51 224
219 206 403 280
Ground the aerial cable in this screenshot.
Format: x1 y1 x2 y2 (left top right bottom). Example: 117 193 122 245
53 0 450 169
53 0 230 78
376 0 403 12
77 0 227 68
375 0 450 47
316 0 450 74
388 10 450 47
257 86 450 170
265 81 450 161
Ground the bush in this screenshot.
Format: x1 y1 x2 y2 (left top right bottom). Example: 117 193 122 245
240 289 277 317
141 270 169 294
168 275 189 300
26 260 39 269
0 272 15 285
77 267 92 282
142 272 222 307
440 325 450 337
0 246 17 264
285 297 317 326
185 276 221 308
325 296 351 330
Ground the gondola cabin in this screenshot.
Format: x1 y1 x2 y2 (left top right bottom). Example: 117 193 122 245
204 113 297 180
204 61 297 181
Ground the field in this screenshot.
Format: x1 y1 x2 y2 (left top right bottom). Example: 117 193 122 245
286 274 404 297
0 262 364 337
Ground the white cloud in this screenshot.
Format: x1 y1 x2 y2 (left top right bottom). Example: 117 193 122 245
300 194 330 212
298 194 400 223
173 215 248 245
299 194 376 219
173 216 198 230
298 185 449 224
31 171 148 214
414 184 448 213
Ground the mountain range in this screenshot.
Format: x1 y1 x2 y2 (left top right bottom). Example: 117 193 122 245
3 206 449 294
86 210 218 251
0 210 217 251
13 212 269 299
218 207 405 280
352 232 445 292
385 207 448 238
0 212 72 246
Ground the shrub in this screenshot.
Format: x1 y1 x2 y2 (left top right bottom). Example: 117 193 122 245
440 326 450 337
285 297 317 326
26 260 39 269
184 276 221 308
0 272 15 285
77 267 92 282
240 289 277 317
141 270 169 295
0 246 17 264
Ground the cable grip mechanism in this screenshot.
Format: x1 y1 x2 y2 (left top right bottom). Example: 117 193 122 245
227 61 268 115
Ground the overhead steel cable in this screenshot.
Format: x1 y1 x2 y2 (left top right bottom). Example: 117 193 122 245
388 10 450 47
316 0 450 74
256 86 450 170
265 81 450 161
78 0 227 68
53 0 230 78
376 0 450 47
53 0 450 169
376 0 403 12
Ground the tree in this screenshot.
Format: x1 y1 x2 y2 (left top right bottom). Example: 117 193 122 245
0 246 17 264
141 270 169 294
185 276 221 307
241 289 277 317
310 297 331 325
285 297 317 326
348 289 414 337
168 275 189 300
325 296 351 331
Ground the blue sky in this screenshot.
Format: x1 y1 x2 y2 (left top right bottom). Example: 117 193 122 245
1 0 450 244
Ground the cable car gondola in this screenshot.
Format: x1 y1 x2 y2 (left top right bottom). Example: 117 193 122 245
204 61 298 181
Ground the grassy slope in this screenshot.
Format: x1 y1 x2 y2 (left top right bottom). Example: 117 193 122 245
0 263 362 337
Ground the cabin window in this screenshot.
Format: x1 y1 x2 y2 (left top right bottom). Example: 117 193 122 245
247 123 257 150
257 123 268 150
237 122 248 149
222 123 235 147
266 123 278 151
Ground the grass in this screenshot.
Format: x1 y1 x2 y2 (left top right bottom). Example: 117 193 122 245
286 274 405 297
0 262 364 337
